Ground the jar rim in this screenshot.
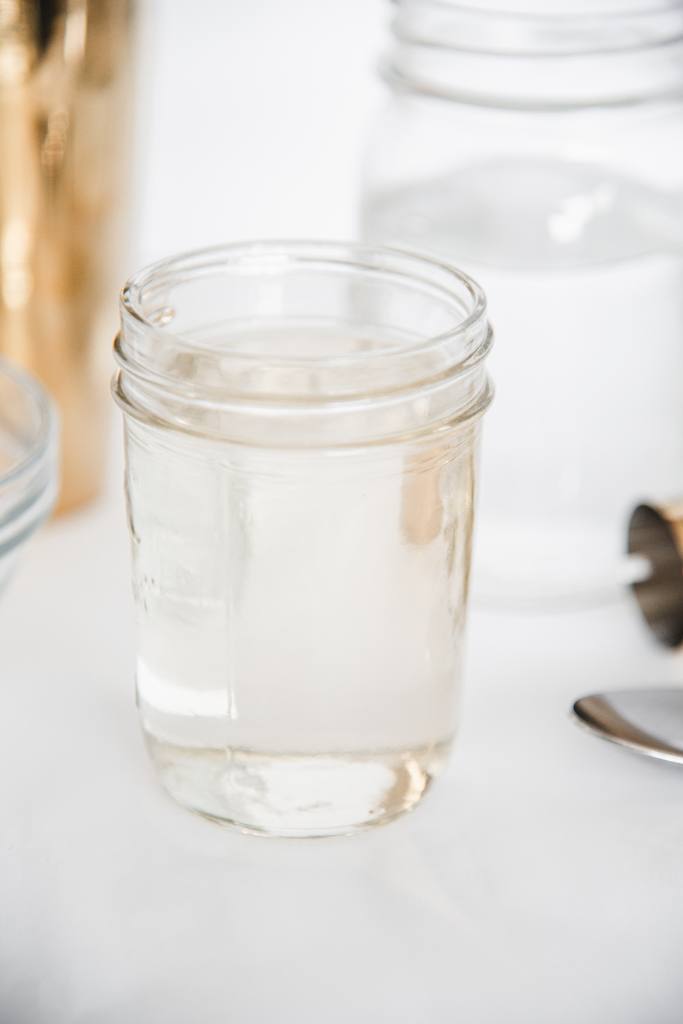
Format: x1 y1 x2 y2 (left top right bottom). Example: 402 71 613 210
120 239 488 373
409 2 683 19
114 240 492 448
391 0 683 55
386 0 683 107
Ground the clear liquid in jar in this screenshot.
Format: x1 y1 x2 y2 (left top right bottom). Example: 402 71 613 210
125 326 476 835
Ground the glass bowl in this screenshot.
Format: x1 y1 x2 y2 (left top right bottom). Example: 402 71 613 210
0 358 59 595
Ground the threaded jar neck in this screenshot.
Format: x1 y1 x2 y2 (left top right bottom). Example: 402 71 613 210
113 241 492 449
385 1 683 108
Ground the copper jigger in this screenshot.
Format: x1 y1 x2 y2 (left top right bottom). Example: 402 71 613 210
628 501 683 647
0 1 134 513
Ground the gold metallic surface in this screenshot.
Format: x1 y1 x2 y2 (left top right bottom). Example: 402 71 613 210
0 1 133 512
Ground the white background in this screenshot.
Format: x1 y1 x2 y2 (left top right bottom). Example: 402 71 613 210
133 0 385 260
2 2 683 1021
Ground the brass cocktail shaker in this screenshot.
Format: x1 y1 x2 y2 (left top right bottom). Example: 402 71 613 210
0 1 134 512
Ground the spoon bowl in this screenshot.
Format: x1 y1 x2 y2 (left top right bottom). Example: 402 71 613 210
573 688 683 764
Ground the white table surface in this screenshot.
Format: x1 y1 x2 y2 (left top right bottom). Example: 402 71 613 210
3 2 683 1021
3 464 683 1024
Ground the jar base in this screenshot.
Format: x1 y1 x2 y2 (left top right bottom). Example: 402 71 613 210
143 733 452 837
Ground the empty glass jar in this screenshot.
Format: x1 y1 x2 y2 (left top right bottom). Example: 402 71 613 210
114 241 492 836
361 0 683 605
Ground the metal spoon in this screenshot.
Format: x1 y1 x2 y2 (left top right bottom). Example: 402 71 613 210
571 503 683 763
573 689 683 764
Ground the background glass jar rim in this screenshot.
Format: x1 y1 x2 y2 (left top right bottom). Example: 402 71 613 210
390 1 683 57
114 241 492 448
385 0 683 107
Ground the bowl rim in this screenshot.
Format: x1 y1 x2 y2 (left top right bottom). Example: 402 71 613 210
0 356 58 493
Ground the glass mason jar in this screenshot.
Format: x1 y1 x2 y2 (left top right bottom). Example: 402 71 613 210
361 0 683 606
113 241 492 837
